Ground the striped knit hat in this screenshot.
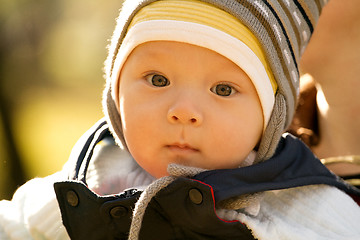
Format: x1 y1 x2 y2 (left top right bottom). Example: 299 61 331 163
103 0 327 163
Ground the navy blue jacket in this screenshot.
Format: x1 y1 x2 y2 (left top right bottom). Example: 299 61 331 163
54 119 360 240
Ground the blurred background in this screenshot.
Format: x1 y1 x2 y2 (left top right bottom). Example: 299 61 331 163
0 0 123 200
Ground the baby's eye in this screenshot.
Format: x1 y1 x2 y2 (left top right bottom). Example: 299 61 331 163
145 74 169 87
211 84 237 97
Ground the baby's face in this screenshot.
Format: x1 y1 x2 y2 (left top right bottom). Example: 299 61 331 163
118 41 263 178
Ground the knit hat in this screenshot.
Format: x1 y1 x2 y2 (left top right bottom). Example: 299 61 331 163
103 0 327 163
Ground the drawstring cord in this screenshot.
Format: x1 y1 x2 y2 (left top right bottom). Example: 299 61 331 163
128 175 176 240
128 164 205 240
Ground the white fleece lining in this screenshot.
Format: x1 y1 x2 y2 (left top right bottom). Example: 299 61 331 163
111 20 275 128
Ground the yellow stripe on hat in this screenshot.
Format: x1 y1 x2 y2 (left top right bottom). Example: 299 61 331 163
129 0 278 93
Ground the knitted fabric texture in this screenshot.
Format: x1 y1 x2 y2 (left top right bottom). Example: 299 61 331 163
103 0 327 162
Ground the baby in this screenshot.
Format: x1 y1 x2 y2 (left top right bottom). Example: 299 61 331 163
1 0 360 239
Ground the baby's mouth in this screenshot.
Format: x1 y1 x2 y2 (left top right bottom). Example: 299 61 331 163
166 143 199 153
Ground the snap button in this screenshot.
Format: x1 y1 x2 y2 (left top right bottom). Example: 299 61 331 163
66 190 79 207
110 206 128 218
189 188 203 205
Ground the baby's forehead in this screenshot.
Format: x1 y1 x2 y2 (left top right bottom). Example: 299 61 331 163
127 41 183 62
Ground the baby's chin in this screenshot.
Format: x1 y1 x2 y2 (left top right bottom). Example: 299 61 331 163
143 166 169 179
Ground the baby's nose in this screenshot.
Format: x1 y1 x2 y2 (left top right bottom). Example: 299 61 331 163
169 115 199 124
167 98 203 126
